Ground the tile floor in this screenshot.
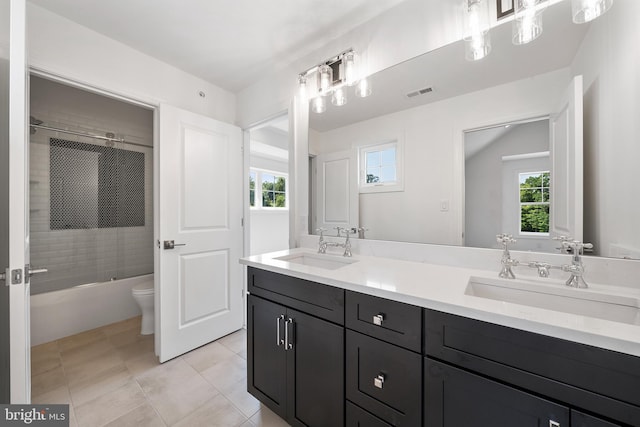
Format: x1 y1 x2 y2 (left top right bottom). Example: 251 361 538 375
31 316 290 427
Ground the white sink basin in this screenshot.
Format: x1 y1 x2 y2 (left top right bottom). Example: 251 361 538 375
466 277 640 325
274 253 358 270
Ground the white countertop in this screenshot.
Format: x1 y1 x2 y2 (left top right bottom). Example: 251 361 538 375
241 248 640 357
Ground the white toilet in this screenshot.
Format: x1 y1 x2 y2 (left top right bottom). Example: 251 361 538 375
132 281 154 335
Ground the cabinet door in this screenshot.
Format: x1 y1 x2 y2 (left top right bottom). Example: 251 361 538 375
247 295 287 419
572 410 621 427
287 308 344 427
425 358 569 427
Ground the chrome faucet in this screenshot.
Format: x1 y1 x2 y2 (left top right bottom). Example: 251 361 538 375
316 227 354 257
561 241 593 288
316 228 328 254
341 228 354 257
497 234 518 279
333 227 355 257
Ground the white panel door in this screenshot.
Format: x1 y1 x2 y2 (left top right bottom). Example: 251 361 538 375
315 150 358 233
5 0 30 403
158 104 243 362
550 75 583 242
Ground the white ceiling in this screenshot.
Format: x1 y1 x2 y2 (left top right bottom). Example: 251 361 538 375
27 0 407 92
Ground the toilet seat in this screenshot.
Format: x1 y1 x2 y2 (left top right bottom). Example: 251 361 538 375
132 281 154 295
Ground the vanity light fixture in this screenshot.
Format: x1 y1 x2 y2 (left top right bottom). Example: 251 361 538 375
331 85 348 106
311 95 327 114
512 0 548 45
355 78 372 98
298 48 372 113
462 0 492 61
317 64 333 93
343 51 357 86
298 75 308 101
571 0 613 23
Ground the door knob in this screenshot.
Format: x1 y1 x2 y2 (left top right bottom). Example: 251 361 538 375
164 240 186 250
25 264 48 284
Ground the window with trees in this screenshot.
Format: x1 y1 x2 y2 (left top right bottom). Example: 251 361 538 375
519 171 550 234
359 139 404 193
249 169 287 209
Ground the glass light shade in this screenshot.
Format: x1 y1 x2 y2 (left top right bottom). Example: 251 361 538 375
343 51 357 86
298 75 308 100
331 86 348 106
512 0 547 45
572 0 613 23
317 64 333 93
355 78 372 98
462 0 492 60
311 96 326 114
512 12 543 44
465 33 491 61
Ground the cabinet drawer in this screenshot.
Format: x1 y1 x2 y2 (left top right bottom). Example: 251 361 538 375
346 330 422 426
346 401 392 427
425 358 570 427
425 309 640 426
248 267 344 324
346 291 422 352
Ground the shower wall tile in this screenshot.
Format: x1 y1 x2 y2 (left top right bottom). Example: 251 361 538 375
30 79 153 294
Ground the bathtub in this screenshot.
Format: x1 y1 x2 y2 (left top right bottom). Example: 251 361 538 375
30 274 153 346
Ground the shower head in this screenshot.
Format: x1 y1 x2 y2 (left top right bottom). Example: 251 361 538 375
30 116 43 135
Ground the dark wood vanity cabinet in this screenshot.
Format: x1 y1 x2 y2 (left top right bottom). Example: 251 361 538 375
246 267 639 427
247 268 345 427
424 309 638 427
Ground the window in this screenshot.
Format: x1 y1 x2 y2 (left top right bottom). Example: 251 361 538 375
519 171 550 234
249 171 256 207
359 140 403 193
249 169 287 209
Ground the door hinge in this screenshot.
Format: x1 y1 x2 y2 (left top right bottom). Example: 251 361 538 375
241 217 244 227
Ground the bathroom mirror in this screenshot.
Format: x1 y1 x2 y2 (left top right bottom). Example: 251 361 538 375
308 0 640 260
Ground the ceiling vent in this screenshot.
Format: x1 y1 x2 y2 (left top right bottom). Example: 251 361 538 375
406 86 433 98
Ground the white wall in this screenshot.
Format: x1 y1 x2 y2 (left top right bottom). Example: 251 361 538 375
465 120 550 251
310 69 570 245
571 0 640 258
27 3 236 122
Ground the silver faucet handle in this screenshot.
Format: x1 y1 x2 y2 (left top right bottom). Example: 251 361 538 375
553 235 573 253
496 233 516 246
315 228 327 238
562 240 594 255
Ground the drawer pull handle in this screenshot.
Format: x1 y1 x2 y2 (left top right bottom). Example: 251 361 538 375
374 374 385 389
276 315 285 346
549 421 560 427
285 317 294 350
373 314 385 326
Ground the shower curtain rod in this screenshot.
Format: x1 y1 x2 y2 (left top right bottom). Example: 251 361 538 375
30 123 151 149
